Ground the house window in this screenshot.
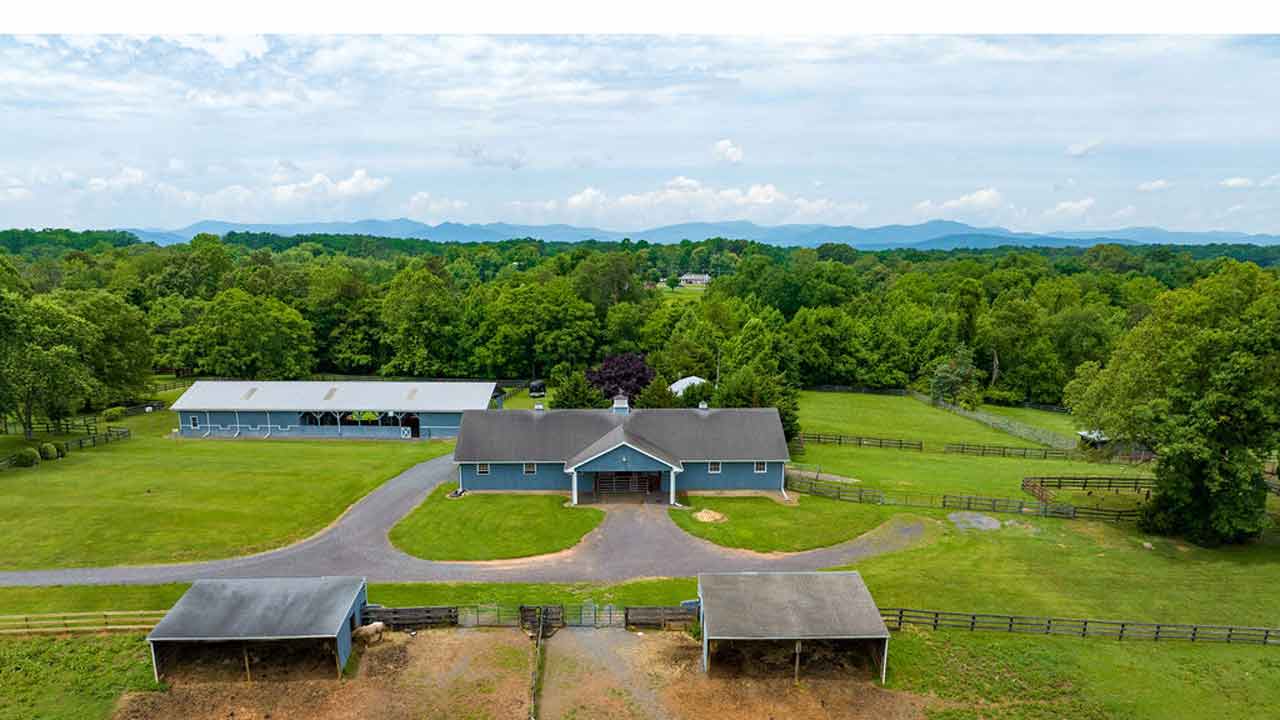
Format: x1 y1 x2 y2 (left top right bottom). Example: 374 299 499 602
476 463 490 475
754 461 767 473
708 461 721 474
523 463 536 475
189 415 200 430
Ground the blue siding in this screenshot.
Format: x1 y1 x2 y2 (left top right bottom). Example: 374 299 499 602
462 462 572 491
177 410 446 440
677 461 782 491
335 583 368 671
574 444 675 473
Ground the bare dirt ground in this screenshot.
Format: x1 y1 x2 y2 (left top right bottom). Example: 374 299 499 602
540 628 930 720
113 628 531 720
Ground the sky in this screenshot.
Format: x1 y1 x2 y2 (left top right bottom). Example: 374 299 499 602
1 34 1278 233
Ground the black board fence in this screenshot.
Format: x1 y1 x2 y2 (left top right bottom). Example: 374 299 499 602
881 607 1279 646
947 442 1076 460
785 473 1141 522
365 603 687 630
0 426 131 470
798 432 923 451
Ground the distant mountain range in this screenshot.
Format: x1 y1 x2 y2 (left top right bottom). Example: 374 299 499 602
119 218 1280 250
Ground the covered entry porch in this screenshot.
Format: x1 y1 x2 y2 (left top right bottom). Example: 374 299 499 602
565 430 682 506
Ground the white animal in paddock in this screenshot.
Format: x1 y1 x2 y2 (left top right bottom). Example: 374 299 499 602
353 621 386 644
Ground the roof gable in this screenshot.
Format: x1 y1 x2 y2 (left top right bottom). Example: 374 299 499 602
566 427 682 471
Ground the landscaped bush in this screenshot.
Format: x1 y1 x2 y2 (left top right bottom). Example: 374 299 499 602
38 443 58 461
12 447 40 467
101 406 127 422
982 388 1025 406
55 442 68 458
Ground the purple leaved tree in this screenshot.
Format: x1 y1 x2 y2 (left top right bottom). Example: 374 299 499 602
586 353 655 399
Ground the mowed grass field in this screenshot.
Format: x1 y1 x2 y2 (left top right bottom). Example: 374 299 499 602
390 483 605 560
0 391 454 570
795 444 1153 497
798 391 1042 447
980 403 1083 437
669 493 902 552
501 387 556 409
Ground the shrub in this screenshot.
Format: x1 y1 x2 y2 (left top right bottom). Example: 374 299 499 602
38 443 58 461
101 406 127 422
11 447 40 467
982 388 1025 407
55 442 68 459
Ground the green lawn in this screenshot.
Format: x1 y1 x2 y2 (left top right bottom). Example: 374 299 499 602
980 403 1083 437
389 483 605 560
0 633 158 720
796 444 1152 498
668 493 904 552
502 387 556 409
798 391 1041 448
661 284 706 304
0 431 83 456
0 395 454 570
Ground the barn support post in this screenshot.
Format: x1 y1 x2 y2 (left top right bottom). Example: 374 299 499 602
265 410 272 438
794 640 801 684
571 471 579 505
669 469 677 506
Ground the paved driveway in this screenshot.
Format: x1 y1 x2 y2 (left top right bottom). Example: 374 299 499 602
0 454 924 587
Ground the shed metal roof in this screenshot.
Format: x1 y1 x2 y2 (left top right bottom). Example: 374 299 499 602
698 572 889 640
148 577 366 642
454 407 790 464
170 381 496 413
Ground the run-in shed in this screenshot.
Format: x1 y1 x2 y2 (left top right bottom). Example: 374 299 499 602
697 571 891 683
147 576 368 682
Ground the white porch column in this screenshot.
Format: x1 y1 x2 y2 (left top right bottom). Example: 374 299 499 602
571 471 579 505
669 469 677 505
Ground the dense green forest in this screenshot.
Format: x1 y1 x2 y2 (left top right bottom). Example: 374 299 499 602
3 227 1280 543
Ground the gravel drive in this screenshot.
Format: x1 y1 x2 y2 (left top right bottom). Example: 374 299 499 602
0 454 925 587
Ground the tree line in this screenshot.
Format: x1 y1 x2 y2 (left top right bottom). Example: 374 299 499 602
3 228 1279 544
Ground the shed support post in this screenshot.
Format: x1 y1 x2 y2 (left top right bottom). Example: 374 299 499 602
334 639 342 680
881 638 889 685
571 471 579 505
794 640 801 684
243 643 251 682
150 641 160 684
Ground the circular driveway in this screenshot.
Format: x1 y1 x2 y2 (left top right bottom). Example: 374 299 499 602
0 455 924 587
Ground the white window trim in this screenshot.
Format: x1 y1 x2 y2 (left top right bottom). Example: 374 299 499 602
754 461 768 474
189 415 200 429
708 461 722 474
522 462 537 476
476 463 490 475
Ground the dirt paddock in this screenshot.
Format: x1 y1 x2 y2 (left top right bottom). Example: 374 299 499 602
113 628 532 720
540 628 928 720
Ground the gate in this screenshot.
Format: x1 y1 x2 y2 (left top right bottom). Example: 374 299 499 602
595 472 659 494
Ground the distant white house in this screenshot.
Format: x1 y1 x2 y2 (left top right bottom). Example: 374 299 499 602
669 375 707 397
679 272 711 286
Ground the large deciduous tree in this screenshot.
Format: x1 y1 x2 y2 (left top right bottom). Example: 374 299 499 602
185 288 315 380
0 292 98 436
380 260 469 377
51 289 154 405
1065 261 1280 545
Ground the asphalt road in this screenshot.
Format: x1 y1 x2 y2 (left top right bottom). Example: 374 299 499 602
0 454 924 587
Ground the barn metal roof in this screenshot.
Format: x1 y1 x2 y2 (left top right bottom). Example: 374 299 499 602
170 381 496 413
148 577 366 642
454 407 790 464
698 572 889 640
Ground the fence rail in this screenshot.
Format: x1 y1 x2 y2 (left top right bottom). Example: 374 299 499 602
0 610 168 635
1023 475 1158 492
0 426 131 470
946 442 1076 460
785 474 1141 522
362 603 686 630
880 607 1279 646
911 391 1078 450
798 432 923 451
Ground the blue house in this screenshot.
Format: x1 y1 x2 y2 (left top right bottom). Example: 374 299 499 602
170 380 496 439
454 395 791 504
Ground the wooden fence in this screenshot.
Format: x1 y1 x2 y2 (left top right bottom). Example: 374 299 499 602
880 607 1279 646
1023 475 1158 492
946 442 1077 460
364 605 459 628
363 603 692 631
785 475 1141 522
0 426 131 470
0 610 168 635
798 432 923 451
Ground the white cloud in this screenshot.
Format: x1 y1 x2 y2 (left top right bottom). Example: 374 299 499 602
1225 204 1246 215
915 187 1004 214
1113 205 1137 220
1220 177 1254 188
510 176 866 227
1 176 33 202
171 36 270 69
1262 174 1280 188
1136 179 1172 192
271 169 390 204
406 191 468 222
87 166 147 192
456 143 527 170
712 139 744 164
1066 140 1102 158
1044 197 1096 218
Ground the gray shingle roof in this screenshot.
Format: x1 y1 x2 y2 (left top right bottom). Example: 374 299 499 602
698 572 888 640
148 577 365 642
454 407 790 464
170 381 496 413
565 425 683 470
